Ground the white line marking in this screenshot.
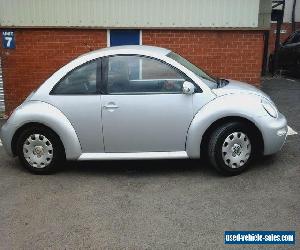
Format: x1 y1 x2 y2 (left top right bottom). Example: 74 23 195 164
287 126 298 136
285 78 297 82
0 139 2 146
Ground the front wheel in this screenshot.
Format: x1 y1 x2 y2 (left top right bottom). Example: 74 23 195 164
17 126 65 174
208 122 255 176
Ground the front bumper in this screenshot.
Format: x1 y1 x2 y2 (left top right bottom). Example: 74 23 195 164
257 112 288 155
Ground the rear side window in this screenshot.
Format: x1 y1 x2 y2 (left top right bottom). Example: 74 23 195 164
52 60 99 95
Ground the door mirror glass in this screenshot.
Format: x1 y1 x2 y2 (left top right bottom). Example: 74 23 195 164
182 81 195 95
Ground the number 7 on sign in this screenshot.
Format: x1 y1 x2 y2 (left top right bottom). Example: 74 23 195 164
5 37 12 47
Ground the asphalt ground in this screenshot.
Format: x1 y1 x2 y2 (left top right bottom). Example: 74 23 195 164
0 77 299 249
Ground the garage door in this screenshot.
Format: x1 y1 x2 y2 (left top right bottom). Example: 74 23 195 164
0 58 5 113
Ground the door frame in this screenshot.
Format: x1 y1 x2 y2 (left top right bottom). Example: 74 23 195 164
99 54 200 95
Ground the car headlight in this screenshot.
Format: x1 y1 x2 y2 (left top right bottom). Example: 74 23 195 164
261 98 278 118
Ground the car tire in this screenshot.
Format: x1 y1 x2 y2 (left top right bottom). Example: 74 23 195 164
17 126 65 174
208 122 255 176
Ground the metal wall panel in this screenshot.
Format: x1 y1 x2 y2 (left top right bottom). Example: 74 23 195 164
258 0 272 28
284 0 300 23
0 0 262 28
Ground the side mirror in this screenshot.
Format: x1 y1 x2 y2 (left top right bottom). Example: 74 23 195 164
182 81 195 95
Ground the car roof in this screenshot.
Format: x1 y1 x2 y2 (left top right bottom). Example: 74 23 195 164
78 45 171 58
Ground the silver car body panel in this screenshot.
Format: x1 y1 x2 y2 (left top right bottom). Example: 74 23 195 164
212 79 269 98
101 94 193 152
186 92 287 158
0 45 288 161
36 95 104 153
0 101 81 159
101 92 214 153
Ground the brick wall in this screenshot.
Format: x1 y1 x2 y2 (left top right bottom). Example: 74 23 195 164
143 30 264 86
0 28 265 114
0 29 107 114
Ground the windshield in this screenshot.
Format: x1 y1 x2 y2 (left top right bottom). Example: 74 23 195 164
167 52 218 88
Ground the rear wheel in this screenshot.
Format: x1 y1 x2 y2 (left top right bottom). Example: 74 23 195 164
17 126 65 174
208 122 255 175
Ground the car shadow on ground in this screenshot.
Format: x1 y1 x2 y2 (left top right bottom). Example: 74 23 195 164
6 148 279 177
60 159 219 177
28 154 277 178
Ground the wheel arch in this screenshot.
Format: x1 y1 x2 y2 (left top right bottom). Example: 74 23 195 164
186 93 267 158
7 101 82 160
200 116 264 159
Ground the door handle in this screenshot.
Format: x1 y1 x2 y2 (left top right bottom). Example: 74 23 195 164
103 103 119 110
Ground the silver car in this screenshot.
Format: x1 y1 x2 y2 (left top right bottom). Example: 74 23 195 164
0 45 288 175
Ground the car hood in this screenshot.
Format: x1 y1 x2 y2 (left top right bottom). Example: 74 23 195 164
212 79 271 100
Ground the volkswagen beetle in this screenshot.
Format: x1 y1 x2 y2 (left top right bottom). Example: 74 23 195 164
0 45 288 175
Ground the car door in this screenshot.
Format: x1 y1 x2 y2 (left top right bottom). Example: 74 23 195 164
47 59 105 153
289 32 300 71
100 55 195 153
278 32 300 70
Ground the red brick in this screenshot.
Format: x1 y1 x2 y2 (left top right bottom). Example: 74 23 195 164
143 30 264 86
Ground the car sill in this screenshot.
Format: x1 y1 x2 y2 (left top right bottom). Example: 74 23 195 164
78 151 188 160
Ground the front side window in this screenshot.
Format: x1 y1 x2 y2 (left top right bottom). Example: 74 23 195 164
52 60 98 95
105 55 187 94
